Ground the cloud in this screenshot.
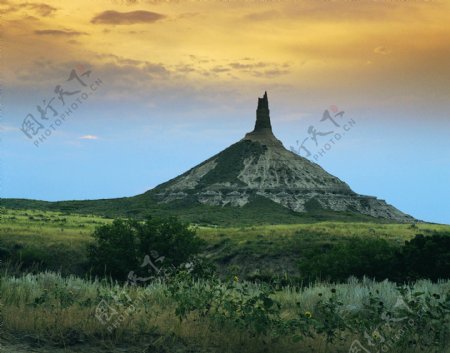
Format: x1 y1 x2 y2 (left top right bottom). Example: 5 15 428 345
226 61 291 77
91 10 165 25
94 54 170 80
177 12 201 20
143 62 170 76
259 69 290 77
244 10 280 21
79 135 98 140
374 46 391 55
0 1 57 16
0 124 19 132
23 2 56 16
67 39 81 45
229 62 267 70
211 66 230 73
34 29 88 36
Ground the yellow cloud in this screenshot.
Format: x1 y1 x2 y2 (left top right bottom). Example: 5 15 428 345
2 0 449 113
91 10 166 25
374 46 390 55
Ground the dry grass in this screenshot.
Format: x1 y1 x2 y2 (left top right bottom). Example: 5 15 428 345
1 271 449 353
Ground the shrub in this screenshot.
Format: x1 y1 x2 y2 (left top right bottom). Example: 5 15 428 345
394 232 450 281
298 237 397 282
299 233 450 283
88 216 205 280
167 271 281 336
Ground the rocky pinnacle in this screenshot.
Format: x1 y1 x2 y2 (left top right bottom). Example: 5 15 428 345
151 91 414 223
254 91 272 131
244 91 283 146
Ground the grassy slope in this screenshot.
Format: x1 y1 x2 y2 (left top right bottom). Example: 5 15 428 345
0 208 109 274
1 207 448 279
0 193 387 227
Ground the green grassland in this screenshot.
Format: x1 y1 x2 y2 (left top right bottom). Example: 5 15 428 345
0 208 111 274
0 193 388 226
0 207 449 352
1 207 448 279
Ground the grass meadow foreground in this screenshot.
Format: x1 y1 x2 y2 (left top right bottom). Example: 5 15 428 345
0 208 449 352
0 270 449 353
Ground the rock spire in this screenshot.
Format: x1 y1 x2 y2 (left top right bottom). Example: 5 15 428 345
254 91 272 131
244 91 282 146
151 91 414 223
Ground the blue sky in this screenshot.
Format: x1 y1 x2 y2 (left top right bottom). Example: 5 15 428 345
1 0 449 224
2 84 449 224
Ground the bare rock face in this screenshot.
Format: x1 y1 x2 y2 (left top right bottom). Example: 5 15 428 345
152 92 413 222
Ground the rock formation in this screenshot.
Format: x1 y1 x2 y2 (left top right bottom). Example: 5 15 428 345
151 92 413 222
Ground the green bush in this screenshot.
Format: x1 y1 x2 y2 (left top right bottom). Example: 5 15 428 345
394 232 450 281
88 216 205 280
298 237 397 282
298 233 450 283
167 271 281 336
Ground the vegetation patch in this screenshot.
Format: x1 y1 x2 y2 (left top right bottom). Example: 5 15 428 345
197 140 267 187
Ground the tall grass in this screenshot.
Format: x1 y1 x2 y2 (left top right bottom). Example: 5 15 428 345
1 270 448 353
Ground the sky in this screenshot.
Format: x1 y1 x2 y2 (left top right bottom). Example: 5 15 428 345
0 0 449 224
